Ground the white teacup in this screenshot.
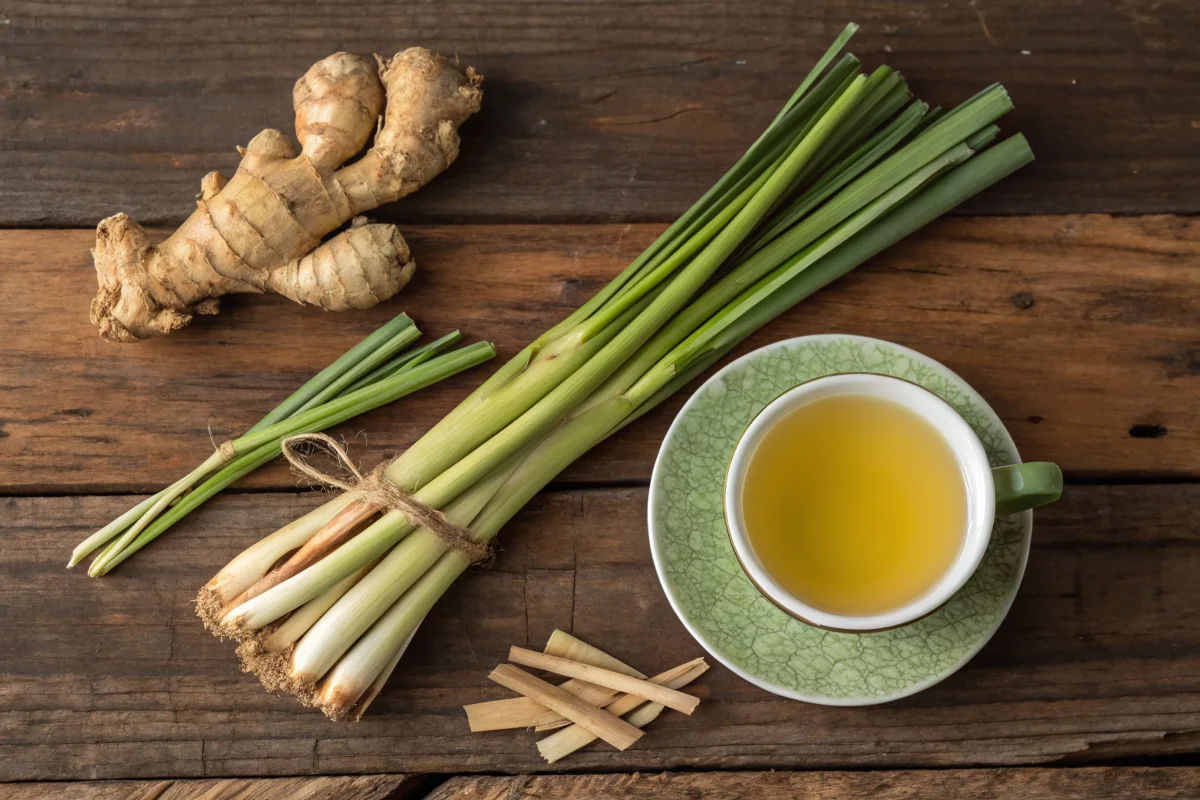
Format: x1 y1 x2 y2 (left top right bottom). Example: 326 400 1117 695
723 373 1061 632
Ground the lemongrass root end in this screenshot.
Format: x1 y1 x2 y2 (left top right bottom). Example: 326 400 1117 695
194 586 249 640
235 637 319 705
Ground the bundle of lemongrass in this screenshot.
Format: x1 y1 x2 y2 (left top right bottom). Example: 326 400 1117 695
199 23 1035 720
68 312 495 575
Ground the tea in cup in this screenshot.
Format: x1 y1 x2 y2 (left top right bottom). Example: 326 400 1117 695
723 373 1061 632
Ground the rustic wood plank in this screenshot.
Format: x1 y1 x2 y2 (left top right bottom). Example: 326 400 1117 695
2 483 1197 780
0 217 1195 494
1 0 1196 227
427 768 1200 799
2 774 422 800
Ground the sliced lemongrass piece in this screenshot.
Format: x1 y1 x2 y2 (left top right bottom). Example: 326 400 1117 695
489 664 643 751
508 646 699 714
538 659 709 763
464 630 644 732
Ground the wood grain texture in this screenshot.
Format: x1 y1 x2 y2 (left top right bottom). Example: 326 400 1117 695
2 483 1197 780
2 774 422 800
427 768 1200 800
0 217 1195 495
1 0 1196 228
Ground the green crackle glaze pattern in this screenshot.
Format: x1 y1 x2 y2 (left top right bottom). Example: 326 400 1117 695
649 335 1032 704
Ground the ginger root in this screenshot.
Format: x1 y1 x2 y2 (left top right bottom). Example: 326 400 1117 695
90 48 483 342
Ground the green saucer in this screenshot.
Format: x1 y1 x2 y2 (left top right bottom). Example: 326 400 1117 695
648 334 1031 704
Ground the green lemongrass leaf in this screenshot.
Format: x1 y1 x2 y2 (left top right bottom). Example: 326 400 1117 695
539 50 861 351
598 52 865 321
295 325 422 414
605 106 956 400
347 330 463 393
747 83 1011 264
775 65 904 205
771 22 859 124
92 442 281 575
966 123 1001 151
232 341 495 457
657 142 977 384
686 135 1035 371
250 313 414 433
916 106 946 134
753 100 929 250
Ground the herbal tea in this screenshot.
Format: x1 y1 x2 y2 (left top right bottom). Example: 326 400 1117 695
740 392 967 617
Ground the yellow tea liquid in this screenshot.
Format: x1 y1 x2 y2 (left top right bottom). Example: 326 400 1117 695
740 393 967 616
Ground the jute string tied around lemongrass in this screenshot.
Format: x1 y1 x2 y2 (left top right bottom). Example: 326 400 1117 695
281 432 492 565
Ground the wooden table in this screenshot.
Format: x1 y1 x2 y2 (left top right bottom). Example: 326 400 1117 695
2 2 1197 798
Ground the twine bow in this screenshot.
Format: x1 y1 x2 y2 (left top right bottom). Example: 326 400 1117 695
280 432 491 564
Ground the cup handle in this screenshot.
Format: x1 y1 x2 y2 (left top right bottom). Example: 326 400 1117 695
992 462 1063 516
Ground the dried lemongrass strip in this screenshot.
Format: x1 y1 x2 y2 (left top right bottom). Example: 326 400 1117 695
464 630 642 731
488 664 643 751
538 658 709 764
509 646 700 714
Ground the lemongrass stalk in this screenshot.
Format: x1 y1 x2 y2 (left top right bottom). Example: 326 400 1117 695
749 101 929 252
524 39 856 357
316 553 464 716
691 134 1037 360
747 85 1011 264
967 123 1001 151
348 623 419 720
586 107 945 408
94 337 472 573
774 65 906 205
289 449 529 685
205 494 359 606
223 342 495 458
88 450 228 575
93 442 288 576
769 23 858 124
261 562 375 653
68 492 161 567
